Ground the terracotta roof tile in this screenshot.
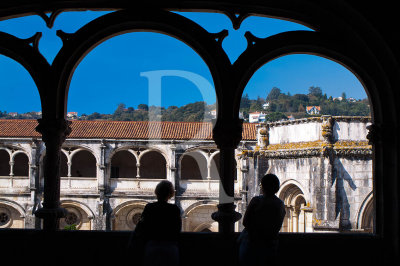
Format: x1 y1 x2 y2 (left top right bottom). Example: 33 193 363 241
0 119 257 141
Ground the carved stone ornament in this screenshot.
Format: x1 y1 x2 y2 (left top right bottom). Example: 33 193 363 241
321 116 334 143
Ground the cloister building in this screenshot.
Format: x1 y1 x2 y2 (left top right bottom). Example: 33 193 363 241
0 116 373 233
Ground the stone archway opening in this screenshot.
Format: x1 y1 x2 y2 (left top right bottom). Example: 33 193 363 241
13 153 29 177
140 151 166 179
71 150 96 177
111 150 137 178
181 151 207 180
0 150 10 176
279 184 312 232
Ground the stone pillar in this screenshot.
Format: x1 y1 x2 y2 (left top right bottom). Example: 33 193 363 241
314 116 338 231
25 139 40 229
211 119 243 233
34 118 71 231
94 140 108 230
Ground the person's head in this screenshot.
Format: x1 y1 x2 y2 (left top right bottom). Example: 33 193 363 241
261 174 280 195
155 180 175 202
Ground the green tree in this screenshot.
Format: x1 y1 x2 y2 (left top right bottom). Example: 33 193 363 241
266 87 281 101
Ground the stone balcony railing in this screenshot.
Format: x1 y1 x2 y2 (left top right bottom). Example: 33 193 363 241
110 178 164 194
60 176 98 191
0 176 30 192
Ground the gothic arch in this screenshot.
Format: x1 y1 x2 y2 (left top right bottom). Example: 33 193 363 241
278 182 310 232
357 192 374 232
278 179 310 203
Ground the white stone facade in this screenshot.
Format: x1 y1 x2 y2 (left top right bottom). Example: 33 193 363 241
0 116 374 233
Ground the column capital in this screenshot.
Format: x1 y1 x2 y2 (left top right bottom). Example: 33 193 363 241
35 118 72 144
212 118 243 149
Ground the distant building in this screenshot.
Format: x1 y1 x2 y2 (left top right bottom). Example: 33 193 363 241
249 112 266 123
67 112 78 119
306 106 321 115
8 112 18 117
333 97 343 101
210 109 217 119
348 97 357 103
262 102 270 110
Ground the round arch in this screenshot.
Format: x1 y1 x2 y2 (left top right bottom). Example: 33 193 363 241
233 30 392 124
112 200 148 231
0 149 11 176
12 152 29 177
139 149 168 179
70 149 97 177
110 149 138 178
52 9 230 118
0 198 26 229
183 201 218 232
180 150 208 180
59 200 95 230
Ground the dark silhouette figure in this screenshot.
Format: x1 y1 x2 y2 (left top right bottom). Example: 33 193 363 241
238 174 286 266
136 180 182 266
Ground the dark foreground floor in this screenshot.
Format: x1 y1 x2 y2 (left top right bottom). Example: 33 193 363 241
0 229 381 266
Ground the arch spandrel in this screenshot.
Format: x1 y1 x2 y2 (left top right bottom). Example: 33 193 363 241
0 31 51 116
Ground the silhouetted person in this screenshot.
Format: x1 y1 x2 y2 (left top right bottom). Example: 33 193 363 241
137 180 181 266
239 174 286 266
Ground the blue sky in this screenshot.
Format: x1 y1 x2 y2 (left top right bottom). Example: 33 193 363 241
0 11 367 115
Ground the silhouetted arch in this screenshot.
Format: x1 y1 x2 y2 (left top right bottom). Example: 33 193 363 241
52 9 230 118
140 150 166 179
71 150 96 177
111 150 137 178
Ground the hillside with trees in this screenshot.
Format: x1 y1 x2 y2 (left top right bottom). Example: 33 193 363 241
0 86 370 122
240 86 370 122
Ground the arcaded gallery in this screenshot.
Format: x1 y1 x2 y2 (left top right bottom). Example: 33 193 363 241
0 1 399 266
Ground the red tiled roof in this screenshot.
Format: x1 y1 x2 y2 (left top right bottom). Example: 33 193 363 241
0 119 257 141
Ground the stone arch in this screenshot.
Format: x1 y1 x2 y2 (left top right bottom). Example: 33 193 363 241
12 151 29 177
112 200 148 231
0 148 11 176
110 149 138 178
70 149 97 177
0 199 26 229
278 182 311 232
52 9 229 119
0 32 51 113
183 201 218 232
139 149 167 179
193 222 218 233
209 151 220 180
180 150 208 180
59 200 95 230
357 192 374 233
